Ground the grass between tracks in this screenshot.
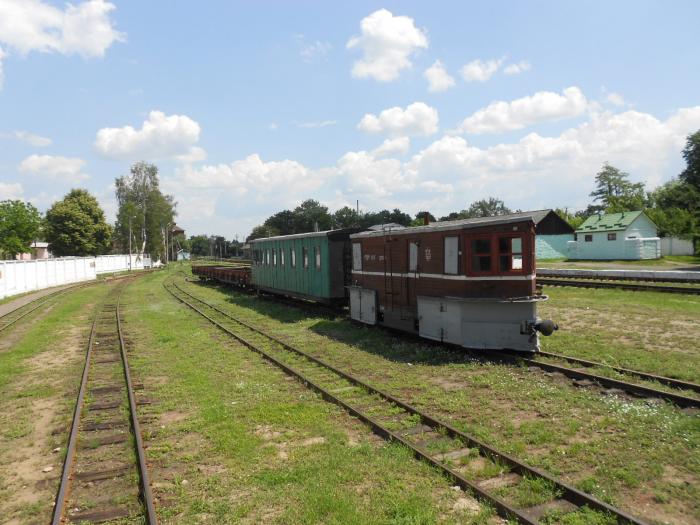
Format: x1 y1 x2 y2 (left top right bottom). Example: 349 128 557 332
0 282 112 524
123 271 496 524
176 267 700 525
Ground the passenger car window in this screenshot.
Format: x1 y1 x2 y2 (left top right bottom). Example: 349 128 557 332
272 249 277 266
471 239 491 272
291 248 296 268
499 236 523 272
303 247 309 269
281 249 285 266
315 246 321 270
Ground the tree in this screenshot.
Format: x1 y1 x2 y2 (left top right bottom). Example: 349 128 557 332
114 162 176 261
589 163 646 212
45 189 112 256
646 207 696 239
189 235 211 256
332 206 359 228
680 130 700 189
410 211 436 226
0 200 42 257
292 199 332 232
554 208 586 230
439 197 513 221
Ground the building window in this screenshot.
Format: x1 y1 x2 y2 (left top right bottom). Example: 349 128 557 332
281 249 285 266
471 238 491 273
272 249 277 266
409 242 418 272
315 246 321 270
607 233 617 241
303 247 309 269
584 234 593 242
499 236 523 272
352 243 362 270
444 236 458 275
291 248 296 268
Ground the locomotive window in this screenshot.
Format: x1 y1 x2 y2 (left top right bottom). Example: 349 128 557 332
499 236 523 272
471 238 491 273
409 242 418 272
281 249 285 266
291 248 296 268
315 246 321 270
352 243 362 270
444 236 458 275
272 249 277 266
303 247 309 269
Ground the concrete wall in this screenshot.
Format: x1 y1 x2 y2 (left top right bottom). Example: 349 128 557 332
0 254 151 299
536 234 574 259
661 237 695 256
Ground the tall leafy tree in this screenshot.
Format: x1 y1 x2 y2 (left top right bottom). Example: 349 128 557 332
114 162 176 260
439 197 513 220
45 189 112 256
0 200 42 257
680 130 700 189
589 163 646 212
292 199 332 232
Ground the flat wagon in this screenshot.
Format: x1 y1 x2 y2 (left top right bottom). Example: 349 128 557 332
348 217 555 352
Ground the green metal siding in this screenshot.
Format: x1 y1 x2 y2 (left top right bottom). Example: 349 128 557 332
251 235 333 299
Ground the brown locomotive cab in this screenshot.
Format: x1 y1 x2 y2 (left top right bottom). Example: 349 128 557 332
349 216 555 352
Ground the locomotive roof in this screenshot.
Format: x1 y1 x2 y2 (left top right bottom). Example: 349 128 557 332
249 227 360 243
350 215 534 239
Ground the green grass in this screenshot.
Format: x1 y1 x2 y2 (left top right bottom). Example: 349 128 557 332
123 269 486 524
537 255 700 269
176 270 700 524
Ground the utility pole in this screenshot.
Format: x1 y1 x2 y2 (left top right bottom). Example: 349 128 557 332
128 216 133 271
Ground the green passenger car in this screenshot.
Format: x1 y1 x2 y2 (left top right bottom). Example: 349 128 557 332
250 229 356 304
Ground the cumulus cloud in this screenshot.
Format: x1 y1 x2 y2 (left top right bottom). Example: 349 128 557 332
19 154 89 183
503 60 531 75
94 110 205 162
358 102 439 137
0 0 123 87
14 130 52 147
346 9 428 82
606 92 625 106
0 181 23 200
372 137 410 157
460 57 504 82
423 60 455 92
458 86 588 134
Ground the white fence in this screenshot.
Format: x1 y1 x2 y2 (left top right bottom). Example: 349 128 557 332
661 237 695 256
0 254 152 300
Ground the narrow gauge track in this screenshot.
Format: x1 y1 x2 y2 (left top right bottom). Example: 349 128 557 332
192 276 700 409
52 278 156 524
0 282 92 333
165 278 647 525
537 278 700 295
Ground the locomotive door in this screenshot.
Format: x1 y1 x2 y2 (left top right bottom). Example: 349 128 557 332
406 239 419 308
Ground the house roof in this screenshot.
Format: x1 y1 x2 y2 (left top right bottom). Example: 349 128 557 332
576 210 644 233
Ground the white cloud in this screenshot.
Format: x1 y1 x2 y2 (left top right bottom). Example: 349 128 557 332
503 60 531 75
14 130 52 147
606 92 625 106
19 154 89 183
0 181 23 200
297 36 332 62
346 9 428 82
269 122 279 131
460 57 504 82
296 120 337 129
358 102 439 137
423 60 455 92
458 86 588 134
94 110 205 162
372 137 410 157
0 0 123 88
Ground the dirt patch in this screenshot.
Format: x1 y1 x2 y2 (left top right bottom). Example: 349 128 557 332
0 303 58 354
0 320 88 523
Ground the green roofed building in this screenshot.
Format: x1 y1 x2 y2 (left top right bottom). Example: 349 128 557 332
568 210 660 260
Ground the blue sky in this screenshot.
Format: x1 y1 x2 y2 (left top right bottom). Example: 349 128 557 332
1 1 699 240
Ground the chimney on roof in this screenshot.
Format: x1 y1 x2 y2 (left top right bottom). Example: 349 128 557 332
423 213 430 226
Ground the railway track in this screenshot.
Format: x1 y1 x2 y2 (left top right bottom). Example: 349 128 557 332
52 278 156 524
0 282 92 333
537 277 700 295
165 278 647 525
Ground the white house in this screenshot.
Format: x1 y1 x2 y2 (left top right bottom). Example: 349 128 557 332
568 211 661 260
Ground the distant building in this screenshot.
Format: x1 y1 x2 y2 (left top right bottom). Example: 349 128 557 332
177 249 191 261
14 241 51 261
568 211 660 260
